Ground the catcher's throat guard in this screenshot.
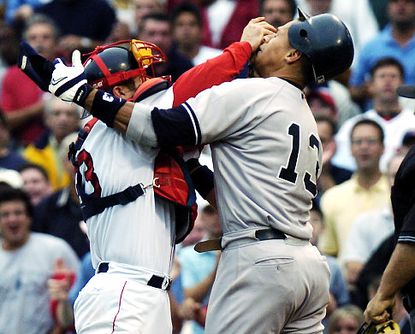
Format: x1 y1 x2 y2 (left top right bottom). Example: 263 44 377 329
357 320 400 334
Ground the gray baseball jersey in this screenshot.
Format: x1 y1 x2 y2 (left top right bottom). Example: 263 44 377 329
129 77 321 239
128 76 329 333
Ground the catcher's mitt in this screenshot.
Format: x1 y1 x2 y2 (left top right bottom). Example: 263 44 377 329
357 320 400 334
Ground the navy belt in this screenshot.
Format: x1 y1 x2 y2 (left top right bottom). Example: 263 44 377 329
97 262 171 290
255 228 286 241
194 228 287 253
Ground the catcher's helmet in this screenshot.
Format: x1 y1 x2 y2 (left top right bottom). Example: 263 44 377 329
83 39 169 90
288 9 354 83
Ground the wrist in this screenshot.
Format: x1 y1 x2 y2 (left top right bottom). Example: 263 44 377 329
74 84 93 107
89 90 127 127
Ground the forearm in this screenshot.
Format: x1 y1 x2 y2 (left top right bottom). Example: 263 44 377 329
82 88 134 134
377 243 415 299
4 101 44 129
184 270 216 302
56 300 74 328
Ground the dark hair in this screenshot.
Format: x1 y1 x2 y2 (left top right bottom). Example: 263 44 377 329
260 0 297 19
0 187 33 218
139 12 170 34
369 57 405 79
314 114 337 135
171 2 202 27
23 14 60 40
18 163 49 181
350 118 385 144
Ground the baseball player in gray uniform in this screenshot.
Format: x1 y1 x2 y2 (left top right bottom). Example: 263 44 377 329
39 9 354 334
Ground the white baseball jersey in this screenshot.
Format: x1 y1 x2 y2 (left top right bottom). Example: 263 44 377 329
128 77 322 239
76 87 176 276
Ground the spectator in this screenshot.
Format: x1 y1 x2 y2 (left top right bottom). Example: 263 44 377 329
200 0 260 50
307 87 338 122
315 115 352 197
0 186 79 334
178 204 222 334
310 201 350 331
134 0 164 35
343 152 405 285
138 12 193 81
260 0 296 28
349 0 415 107
0 14 58 147
369 0 389 29
333 57 415 172
171 2 222 66
19 163 52 206
105 20 132 44
48 251 95 331
327 305 364 334
5 0 53 25
31 132 89 258
307 83 361 128
23 94 80 191
0 112 27 170
36 0 116 60
0 20 19 88
168 0 260 50
319 119 391 261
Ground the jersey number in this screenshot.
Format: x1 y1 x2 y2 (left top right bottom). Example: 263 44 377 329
278 123 320 196
76 149 102 197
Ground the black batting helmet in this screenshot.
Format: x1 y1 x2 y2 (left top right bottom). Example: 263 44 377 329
83 39 169 90
288 9 354 83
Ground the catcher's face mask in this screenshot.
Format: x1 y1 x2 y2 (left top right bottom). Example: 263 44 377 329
80 39 170 118
357 320 401 334
83 39 168 89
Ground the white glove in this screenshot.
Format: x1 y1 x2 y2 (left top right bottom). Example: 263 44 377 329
49 50 87 103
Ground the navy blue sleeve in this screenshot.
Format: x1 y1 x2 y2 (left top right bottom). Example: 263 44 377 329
151 103 202 147
392 145 415 244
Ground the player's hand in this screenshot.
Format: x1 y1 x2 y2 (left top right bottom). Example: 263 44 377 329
49 50 88 104
240 17 277 52
364 292 395 324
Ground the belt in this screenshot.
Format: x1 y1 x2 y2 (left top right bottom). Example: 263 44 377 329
97 262 171 290
194 228 287 253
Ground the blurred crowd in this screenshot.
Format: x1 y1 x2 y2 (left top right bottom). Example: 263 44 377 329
0 0 415 333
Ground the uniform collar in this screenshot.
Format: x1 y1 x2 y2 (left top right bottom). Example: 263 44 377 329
132 77 171 102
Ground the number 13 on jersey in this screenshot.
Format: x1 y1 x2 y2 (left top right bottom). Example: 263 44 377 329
278 123 320 197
